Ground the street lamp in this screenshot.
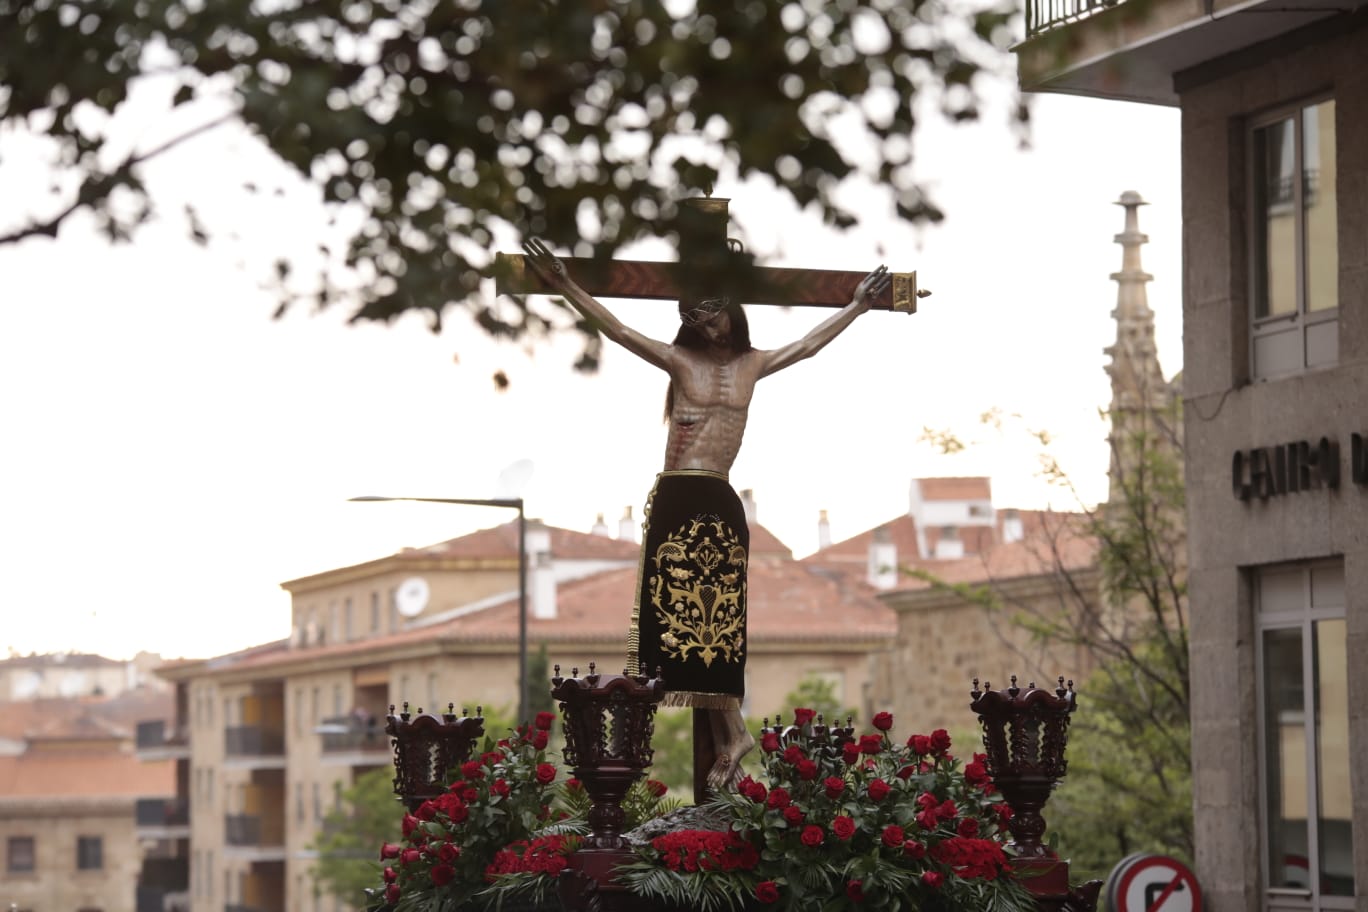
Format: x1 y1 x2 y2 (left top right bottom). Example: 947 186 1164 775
349 495 529 726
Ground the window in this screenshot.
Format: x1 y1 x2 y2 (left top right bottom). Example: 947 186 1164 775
294 687 304 737
76 835 103 870
1256 561 1354 909
1250 97 1337 379
7 836 35 872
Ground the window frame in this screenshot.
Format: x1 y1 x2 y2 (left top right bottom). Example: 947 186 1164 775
7 835 35 873
1247 93 1338 380
75 835 103 871
1253 560 1354 912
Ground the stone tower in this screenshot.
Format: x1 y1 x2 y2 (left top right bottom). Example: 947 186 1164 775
1104 191 1178 505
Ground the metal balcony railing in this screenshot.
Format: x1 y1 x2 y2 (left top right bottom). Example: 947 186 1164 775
136 720 188 751
225 813 285 847
317 716 390 753
1026 0 1124 38
137 887 189 912
224 725 285 757
136 798 191 827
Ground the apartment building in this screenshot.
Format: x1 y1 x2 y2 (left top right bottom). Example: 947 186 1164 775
1016 4 1366 911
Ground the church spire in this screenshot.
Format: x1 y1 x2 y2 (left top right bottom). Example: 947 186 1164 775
1104 191 1168 415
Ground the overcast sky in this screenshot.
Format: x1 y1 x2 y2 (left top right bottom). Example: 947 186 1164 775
0 85 1182 661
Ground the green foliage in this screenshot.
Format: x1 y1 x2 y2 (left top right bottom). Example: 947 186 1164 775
643 706 695 793
1 0 1021 355
782 673 859 727
525 642 555 720
311 767 404 906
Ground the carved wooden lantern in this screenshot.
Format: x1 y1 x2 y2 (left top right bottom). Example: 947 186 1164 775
384 702 485 813
757 712 856 756
971 676 1099 912
551 663 665 912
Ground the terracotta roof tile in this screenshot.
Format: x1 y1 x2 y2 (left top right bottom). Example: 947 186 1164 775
892 517 1098 590
404 521 641 562
748 522 793 560
804 515 922 565
0 690 174 744
0 751 175 798
914 477 993 501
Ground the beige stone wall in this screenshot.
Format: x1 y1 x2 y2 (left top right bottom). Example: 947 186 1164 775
1 797 141 912
1179 24 1368 912
187 677 224 912
884 575 1099 739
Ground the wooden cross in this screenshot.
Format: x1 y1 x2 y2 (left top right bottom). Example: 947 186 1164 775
494 198 927 313
496 199 924 803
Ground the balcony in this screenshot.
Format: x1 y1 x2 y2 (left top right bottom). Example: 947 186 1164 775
224 814 286 862
316 715 391 767
135 798 191 838
138 855 189 912
135 720 190 761
224 726 285 770
1017 0 1368 104
138 887 189 912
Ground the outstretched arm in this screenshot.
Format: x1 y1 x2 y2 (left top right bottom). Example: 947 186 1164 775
758 266 891 377
522 238 673 371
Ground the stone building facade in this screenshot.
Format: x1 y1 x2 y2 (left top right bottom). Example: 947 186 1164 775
1018 5 1367 912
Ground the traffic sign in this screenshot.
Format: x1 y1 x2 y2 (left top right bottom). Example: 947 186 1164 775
1106 854 1202 912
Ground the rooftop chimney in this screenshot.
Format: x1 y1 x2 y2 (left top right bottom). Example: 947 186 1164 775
1002 509 1024 544
933 525 964 560
817 509 832 550
867 527 898 590
740 488 757 524
591 513 610 537
525 521 556 620
618 506 637 543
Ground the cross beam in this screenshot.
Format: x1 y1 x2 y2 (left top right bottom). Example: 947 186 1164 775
495 253 923 313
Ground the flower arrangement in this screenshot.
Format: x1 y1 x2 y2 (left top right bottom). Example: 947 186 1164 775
369 711 677 912
618 710 1036 912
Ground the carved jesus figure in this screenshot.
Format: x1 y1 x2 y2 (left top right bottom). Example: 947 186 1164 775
523 238 891 791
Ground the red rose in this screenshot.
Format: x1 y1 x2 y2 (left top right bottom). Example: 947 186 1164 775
400 848 422 866
415 800 437 822
462 786 479 803
930 729 951 754
382 866 398 883
481 751 501 766
755 881 780 904
761 731 781 753
831 815 856 840
741 777 768 803
647 779 668 798
847 880 865 902
937 799 957 821
842 742 861 764
922 871 944 889
534 711 556 730
783 805 805 825
896 765 916 780
794 708 816 727
908 734 930 755
491 779 510 798
566 778 583 792
963 759 991 788
437 842 460 862
903 839 926 859
916 792 938 810
536 763 556 784
994 803 1014 824
531 730 549 750
401 814 419 837
823 776 845 799
800 825 825 847
766 787 791 810
430 863 455 886
882 824 905 848
795 759 818 780
447 803 469 823
867 778 891 801
958 818 980 837
384 884 401 904
461 761 485 780
872 711 894 731
859 734 883 755
783 745 805 764
916 809 939 830
380 842 401 860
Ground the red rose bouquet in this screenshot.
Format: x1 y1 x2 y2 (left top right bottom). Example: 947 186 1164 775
619 709 1034 912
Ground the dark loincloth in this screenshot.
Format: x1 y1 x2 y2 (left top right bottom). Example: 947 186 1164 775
628 471 748 709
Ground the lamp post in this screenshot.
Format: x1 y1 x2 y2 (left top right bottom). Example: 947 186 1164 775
349 495 529 726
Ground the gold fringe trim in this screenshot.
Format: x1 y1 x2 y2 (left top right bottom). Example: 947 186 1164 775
662 691 741 710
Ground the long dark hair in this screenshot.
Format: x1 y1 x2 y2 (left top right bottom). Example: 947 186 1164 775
663 300 753 420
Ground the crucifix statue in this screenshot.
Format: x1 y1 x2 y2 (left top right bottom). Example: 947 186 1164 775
499 198 922 801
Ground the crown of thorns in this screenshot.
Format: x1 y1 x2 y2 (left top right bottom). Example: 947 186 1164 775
679 296 730 326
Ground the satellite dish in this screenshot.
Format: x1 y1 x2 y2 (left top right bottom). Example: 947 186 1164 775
396 577 431 618
495 459 535 500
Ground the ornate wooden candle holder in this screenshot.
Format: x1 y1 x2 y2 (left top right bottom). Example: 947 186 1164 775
384 702 485 813
550 663 665 912
971 676 1099 912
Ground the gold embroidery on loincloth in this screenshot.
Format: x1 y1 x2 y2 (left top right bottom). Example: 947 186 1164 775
649 517 747 668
